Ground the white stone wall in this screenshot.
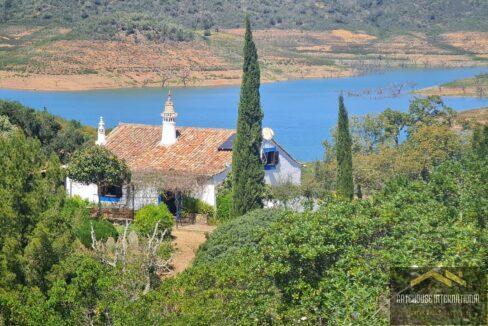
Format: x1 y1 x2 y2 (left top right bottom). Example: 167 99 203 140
192 169 230 206
192 182 216 207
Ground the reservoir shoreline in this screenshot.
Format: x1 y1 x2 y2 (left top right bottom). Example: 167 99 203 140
1 64 487 93
2 67 487 161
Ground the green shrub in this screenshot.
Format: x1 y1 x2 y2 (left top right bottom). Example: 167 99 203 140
182 197 215 217
0 100 92 163
215 191 233 222
182 197 197 215
61 196 91 225
197 200 214 217
69 197 118 248
133 203 174 235
75 218 118 248
195 209 285 264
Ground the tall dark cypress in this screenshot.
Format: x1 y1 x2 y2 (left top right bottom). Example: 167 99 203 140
472 125 488 157
231 16 265 217
336 95 354 200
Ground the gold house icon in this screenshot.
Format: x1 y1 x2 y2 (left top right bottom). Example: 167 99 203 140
410 269 467 287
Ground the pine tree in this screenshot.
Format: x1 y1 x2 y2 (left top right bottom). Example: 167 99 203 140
231 16 265 217
336 95 354 200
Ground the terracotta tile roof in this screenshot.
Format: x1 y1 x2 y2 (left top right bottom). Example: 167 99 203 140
105 123 235 177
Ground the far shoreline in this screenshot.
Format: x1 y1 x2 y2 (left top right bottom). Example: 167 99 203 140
1 66 487 93
0 70 355 93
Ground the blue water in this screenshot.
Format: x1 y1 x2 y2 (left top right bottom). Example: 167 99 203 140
1 67 487 161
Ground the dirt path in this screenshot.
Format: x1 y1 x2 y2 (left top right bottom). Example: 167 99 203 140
169 224 216 275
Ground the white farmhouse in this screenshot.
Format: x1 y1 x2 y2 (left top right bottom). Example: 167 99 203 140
66 92 301 212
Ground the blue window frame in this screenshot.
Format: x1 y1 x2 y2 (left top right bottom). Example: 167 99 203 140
263 147 279 170
100 185 123 203
100 196 121 203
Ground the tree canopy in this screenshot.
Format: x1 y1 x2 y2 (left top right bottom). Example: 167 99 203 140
67 145 131 188
0 100 93 162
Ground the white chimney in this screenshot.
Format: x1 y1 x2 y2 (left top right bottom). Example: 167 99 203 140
96 116 106 146
161 91 178 146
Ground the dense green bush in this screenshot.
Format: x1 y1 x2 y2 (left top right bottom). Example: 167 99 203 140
197 201 215 217
75 218 118 248
60 196 91 226
133 204 174 236
0 115 14 135
65 198 115 250
215 191 233 222
195 209 285 264
182 197 215 217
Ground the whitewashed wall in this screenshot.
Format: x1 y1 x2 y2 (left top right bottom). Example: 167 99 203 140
194 169 230 206
67 178 219 208
192 182 215 207
264 140 302 186
66 177 99 203
130 185 159 210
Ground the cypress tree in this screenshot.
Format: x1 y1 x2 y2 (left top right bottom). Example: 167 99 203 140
336 95 354 200
472 125 488 157
231 16 265 217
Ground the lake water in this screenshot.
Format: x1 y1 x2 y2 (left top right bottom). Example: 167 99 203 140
1 67 487 161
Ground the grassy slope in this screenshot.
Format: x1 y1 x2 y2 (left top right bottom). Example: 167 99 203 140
415 74 488 97
443 74 488 87
454 107 488 129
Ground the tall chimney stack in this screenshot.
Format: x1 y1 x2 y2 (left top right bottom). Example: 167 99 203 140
96 116 106 146
160 91 178 146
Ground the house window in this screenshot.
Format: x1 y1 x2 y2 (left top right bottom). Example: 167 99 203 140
263 147 279 170
100 185 123 202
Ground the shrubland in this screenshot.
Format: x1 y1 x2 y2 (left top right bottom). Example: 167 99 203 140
152 150 485 323
0 97 486 324
2 0 487 37
0 100 94 162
